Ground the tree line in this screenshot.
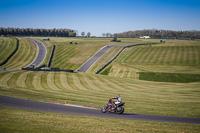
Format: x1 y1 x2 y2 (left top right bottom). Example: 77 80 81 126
113 29 200 39
0 27 76 37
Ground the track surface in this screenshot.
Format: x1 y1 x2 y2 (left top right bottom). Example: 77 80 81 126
76 44 129 72
26 38 47 67
0 95 199 124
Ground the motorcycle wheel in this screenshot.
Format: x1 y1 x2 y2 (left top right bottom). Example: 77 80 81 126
117 107 124 114
101 106 107 113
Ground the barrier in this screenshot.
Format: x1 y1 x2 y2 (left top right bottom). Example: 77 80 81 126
0 38 19 66
47 44 55 67
22 67 73 73
95 43 159 74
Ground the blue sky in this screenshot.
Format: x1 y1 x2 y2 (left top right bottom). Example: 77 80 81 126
0 0 200 36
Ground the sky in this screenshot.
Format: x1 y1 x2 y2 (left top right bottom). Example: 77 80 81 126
0 0 200 36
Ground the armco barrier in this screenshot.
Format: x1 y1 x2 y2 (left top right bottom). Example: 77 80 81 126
95 43 159 74
22 67 73 73
47 44 55 67
0 38 19 66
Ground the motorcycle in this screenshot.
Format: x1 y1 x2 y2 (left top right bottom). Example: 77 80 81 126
101 99 125 114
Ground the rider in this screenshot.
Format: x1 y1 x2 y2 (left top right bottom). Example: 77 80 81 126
106 95 122 111
112 95 122 104
106 98 115 111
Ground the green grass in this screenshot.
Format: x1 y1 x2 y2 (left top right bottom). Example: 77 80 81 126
0 70 200 118
45 37 157 71
0 37 17 63
0 37 37 69
0 38 200 132
98 40 200 81
1 106 200 133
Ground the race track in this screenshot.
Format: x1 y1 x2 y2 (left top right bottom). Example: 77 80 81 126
0 95 199 124
76 44 129 72
26 38 47 67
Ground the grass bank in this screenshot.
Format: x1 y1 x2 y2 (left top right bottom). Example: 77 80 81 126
0 107 199 133
0 70 200 118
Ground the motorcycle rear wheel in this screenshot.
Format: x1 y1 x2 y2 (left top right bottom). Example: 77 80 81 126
117 107 124 114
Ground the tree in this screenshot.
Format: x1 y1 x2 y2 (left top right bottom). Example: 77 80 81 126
81 32 85 37
87 32 91 37
102 33 106 37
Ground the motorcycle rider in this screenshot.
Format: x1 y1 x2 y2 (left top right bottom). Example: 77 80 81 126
112 95 122 104
106 95 122 111
106 98 115 111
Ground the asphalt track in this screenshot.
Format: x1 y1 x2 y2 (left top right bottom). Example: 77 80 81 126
26 38 47 68
76 44 129 72
0 95 199 124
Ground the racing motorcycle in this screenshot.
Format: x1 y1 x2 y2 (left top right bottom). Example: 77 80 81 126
101 99 125 114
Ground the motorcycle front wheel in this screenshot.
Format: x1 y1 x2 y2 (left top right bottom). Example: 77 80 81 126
101 106 107 113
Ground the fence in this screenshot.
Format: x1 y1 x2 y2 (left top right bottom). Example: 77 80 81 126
22 67 73 73
47 44 55 67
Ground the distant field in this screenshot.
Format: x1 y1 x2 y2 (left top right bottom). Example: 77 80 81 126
0 70 199 118
49 37 116 70
0 37 17 63
99 40 200 80
39 37 157 70
0 37 38 69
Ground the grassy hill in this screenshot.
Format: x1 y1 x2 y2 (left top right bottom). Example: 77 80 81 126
98 40 200 82
0 37 37 69
0 37 17 63
0 70 199 118
0 37 200 132
37 37 157 70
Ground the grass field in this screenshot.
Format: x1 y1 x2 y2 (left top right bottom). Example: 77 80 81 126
0 70 199 118
99 40 200 80
38 37 158 70
0 37 17 63
0 37 37 69
0 37 200 132
1 106 200 133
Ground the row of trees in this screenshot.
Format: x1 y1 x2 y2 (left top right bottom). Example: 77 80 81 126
113 29 200 39
102 33 113 37
81 32 91 37
0 28 76 37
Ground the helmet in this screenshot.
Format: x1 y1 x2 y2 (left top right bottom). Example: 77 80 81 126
109 98 112 102
117 95 120 97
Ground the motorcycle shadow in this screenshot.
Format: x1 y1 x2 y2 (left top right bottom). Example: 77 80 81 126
106 112 138 116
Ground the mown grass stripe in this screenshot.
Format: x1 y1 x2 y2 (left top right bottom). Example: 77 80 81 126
41 74 50 90
72 74 87 90
32 71 44 90
94 76 114 91
16 71 32 88
0 71 19 86
59 72 74 90
46 72 60 90
82 74 100 90
89 76 110 91
7 71 23 87
67 74 79 90
25 71 35 89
